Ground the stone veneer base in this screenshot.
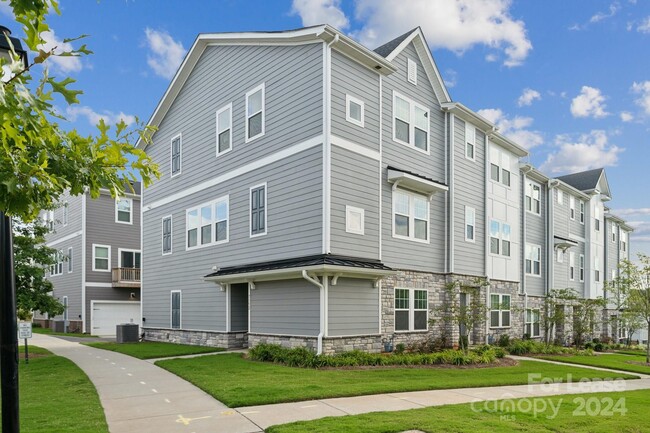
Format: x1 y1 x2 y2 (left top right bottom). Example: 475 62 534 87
143 327 246 349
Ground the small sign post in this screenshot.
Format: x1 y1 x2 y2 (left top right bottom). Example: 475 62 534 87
18 322 32 364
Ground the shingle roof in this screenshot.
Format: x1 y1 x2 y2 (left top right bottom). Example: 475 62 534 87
556 168 604 192
373 28 417 58
205 254 393 278
386 165 447 186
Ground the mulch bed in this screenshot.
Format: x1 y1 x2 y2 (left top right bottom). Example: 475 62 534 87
318 357 518 371
625 360 650 367
19 353 48 360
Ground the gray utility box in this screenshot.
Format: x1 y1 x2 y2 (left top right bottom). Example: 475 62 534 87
51 320 65 333
116 323 139 343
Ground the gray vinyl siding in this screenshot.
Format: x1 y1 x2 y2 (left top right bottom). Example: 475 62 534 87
230 283 248 332
381 42 446 272
327 278 379 336
605 219 618 282
250 279 320 336
553 189 570 240
49 234 83 322
524 181 546 296
454 119 485 276
86 288 141 333
331 50 380 152
569 194 586 238
145 43 324 205
49 191 83 238
330 145 380 258
86 193 141 283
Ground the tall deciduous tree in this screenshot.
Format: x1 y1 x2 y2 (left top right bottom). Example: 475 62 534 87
626 254 650 363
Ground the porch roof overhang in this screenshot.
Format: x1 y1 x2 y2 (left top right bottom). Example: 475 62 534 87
387 166 448 198
554 235 579 251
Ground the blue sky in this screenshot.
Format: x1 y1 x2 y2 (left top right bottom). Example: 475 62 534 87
2 0 649 257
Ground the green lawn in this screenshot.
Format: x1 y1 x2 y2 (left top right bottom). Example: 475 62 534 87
85 341 225 359
540 353 650 375
3 346 108 433
33 327 97 338
156 354 638 407
267 390 649 433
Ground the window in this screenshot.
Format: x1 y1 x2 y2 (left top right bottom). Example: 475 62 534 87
621 232 627 252
502 224 511 256
525 244 541 276
120 249 141 269
579 201 585 224
62 296 68 321
490 294 511 328
465 206 475 242
490 163 500 182
216 103 232 155
570 196 575 220
187 197 229 249
557 190 563 205
407 58 417 84
162 216 172 255
246 83 265 141
63 202 68 226
393 189 429 242
393 92 429 152
557 249 564 263
44 210 54 230
579 254 585 282
394 288 427 332
346 205 364 235
490 220 500 254
171 134 182 176
250 184 266 237
502 169 511 187
594 207 600 231
345 94 364 127
526 309 540 337
525 181 541 215
171 291 181 329
490 220 510 256
569 252 575 281
115 198 132 224
92 244 110 272
67 247 73 273
612 223 617 243
465 123 475 160
595 256 600 282
50 250 64 276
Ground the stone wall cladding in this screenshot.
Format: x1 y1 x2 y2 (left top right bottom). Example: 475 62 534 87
322 335 383 354
248 333 318 351
143 327 246 349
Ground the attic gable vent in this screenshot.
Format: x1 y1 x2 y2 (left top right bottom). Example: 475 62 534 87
407 58 417 85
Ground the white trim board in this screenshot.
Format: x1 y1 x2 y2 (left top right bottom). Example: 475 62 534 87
46 230 82 247
331 135 380 161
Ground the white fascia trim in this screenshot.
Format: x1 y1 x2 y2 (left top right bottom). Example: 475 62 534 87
144 134 323 212
331 135 380 161
205 265 394 284
85 282 113 288
46 230 82 247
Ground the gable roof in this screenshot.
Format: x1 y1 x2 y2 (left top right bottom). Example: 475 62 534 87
373 29 414 58
556 168 611 198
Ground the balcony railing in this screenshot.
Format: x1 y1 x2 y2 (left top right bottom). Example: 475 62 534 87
112 267 141 288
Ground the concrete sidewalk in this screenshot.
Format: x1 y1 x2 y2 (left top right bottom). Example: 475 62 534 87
32 333 263 433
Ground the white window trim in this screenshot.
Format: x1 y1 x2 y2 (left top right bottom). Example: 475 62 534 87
115 197 133 225
117 248 141 268
579 201 585 225
50 250 64 276
67 247 73 273
569 251 575 281
170 290 182 330
249 183 268 238
579 254 585 282
245 83 265 143
556 249 564 263
62 296 68 321
489 219 511 257
525 180 542 216
525 243 542 277
345 94 365 128
345 205 365 235
394 288 428 333
557 190 563 205
186 195 230 251
570 196 576 220
63 202 68 226
170 133 182 178
92 244 111 272
216 103 233 157
392 91 430 154
612 223 617 243
490 293 511 329
526 309 541 337
392 188 430 244
465 123 476 161
465 206 476 242
162 215 173 256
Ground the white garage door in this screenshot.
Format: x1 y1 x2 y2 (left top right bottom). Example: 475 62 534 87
92 302 141 337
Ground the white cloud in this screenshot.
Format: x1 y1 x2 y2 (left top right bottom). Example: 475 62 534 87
613 208 650 217
291 0 349 29
352 0 532 67
539 130 623 174
37 30 83 74
570 86 609 118
517 88 541 107
66 106 136 127
144 28 186 80
620 111 634 122
444 69 457 88
637 16 650 33
477 108 544 149
590 2 620 23
631 81 650 115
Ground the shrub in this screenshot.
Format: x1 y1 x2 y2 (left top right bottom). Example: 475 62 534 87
394 343 406 355
594 343 606 352
498 334 511 347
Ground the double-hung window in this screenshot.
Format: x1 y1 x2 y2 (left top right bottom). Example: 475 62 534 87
171 134 182 176
345 94 364 127
187 197 230 249
250 184 267 237
394 288 428 332
162 216 172 255
490 294 511 328
465 122 475 160
612 223 617 242
526 309 540 337
465 206 475 242
569 252 575 280
490 163 500 182
393 189 429 242
116 198 132 224
393 92 429 152
50 250 64 276
594 207 600 231
216 103 232 155
525 181 541 215
579 201 585 224
557 190 563 205
595 256 600 282
171 291 181 329
525 244 541 276
246 83 265 141
67 247 73 273
621 232 627 252
570 196 575 220
490 220 511 256
93 244 110 272
579 254 585 282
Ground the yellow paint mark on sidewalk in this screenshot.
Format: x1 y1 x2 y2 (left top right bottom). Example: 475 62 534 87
176 414 212 426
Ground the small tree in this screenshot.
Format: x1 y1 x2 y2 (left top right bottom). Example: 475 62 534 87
541 288 577 346
626 254 650 363
605 260 636 342
572 297 607 347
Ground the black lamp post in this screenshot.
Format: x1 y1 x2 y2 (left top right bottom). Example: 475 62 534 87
0 24 28 433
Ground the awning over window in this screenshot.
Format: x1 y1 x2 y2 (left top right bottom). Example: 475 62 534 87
554 236 579 251
387 167 448 197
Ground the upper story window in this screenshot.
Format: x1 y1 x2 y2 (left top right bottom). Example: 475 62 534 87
162 216 172 255
595 256 600 282
465 123 475 160
525 181 541 215
120 249 141 269
116 198 132 224
407 58 417 85
621 232 627 252
569 252 575 281
612 223 617 242
171 134 182 176
557 190 564 205
187 197 230 249
525 244 541 276
570 196 575 220
250 184 267 237
216 103 232 156
579 254 585 282
489 148 511 187
346 205 365 235
594 207 600 231
92 244 110 272
557 249 564 263
393 92 429 153
465 206 475 242
245 83 265 142
171 291 181 329
490 163 500 182
579 201 585 224
345 94 364 127
50 250 64 276
44 210 54 230
393 189 429 243
62 202 68 226
490 220 511 256
490 294 511 328
395 288 427 332
67 247 73 273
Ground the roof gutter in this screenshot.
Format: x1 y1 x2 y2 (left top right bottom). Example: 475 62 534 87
302 270 325 355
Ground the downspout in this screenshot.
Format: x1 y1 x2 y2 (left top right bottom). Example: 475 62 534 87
81 193 87 333
520 166 532 337
548 180 560 295
302 270 325 355
444 111 448 272
449 113 455 273
322 33 339 255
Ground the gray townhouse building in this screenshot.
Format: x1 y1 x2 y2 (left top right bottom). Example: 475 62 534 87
137 25 633 353
39 187 142 336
